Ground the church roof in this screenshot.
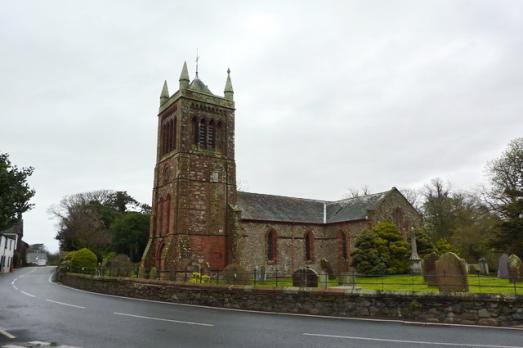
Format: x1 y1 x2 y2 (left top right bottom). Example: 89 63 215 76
236 190 390 224
237 191 325 223
189 77 213 95
326 191 387 223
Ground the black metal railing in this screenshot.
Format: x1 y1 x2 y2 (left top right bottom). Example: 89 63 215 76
85 266 523 296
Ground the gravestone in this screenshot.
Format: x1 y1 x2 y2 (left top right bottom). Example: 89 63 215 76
338 272 355 286
479 257 489 275
320 258 335 280
435 252 469 293
422 252 439 286
254 265 266 281
292 267 318 287
507 254 523 283
106 254 134 277
222 263 250 285
318 272 329 288
498 254 509 279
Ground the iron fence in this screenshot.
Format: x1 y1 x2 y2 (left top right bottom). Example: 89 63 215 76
85 266 523 296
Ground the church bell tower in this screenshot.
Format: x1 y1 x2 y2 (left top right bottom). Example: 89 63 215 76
141 61 237 278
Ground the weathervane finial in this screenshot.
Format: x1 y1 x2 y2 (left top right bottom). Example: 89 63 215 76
195 48 199 78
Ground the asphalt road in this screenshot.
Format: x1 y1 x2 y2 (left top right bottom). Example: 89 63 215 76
1 267 523 348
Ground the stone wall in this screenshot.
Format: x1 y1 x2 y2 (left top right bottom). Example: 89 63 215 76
60 273 523 327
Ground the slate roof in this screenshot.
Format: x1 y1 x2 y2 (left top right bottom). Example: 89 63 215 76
236 190 390 224
326 191 387 223
189 77 213 95
237 191 325 223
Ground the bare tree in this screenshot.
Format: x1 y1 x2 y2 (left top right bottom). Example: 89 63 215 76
399 187 423 212
344 185 371 199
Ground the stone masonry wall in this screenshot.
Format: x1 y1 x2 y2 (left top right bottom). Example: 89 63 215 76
60 273 523 327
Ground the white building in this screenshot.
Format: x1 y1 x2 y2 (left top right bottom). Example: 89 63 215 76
0 233 17 273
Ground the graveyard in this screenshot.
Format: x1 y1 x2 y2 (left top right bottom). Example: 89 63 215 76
176 252 523 296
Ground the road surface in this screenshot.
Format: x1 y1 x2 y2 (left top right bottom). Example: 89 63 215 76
1 267 522 347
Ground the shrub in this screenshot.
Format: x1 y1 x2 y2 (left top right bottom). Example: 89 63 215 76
189 272 211 284
352 221 409 275
435 239 458 255
412 229 436 257
71 248 98 274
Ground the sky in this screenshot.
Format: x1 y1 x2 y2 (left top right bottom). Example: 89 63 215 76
1 1 522 253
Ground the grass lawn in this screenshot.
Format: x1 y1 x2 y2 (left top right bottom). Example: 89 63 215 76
245 274 523 296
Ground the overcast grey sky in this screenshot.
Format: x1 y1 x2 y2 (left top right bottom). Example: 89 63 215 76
1 1 522 252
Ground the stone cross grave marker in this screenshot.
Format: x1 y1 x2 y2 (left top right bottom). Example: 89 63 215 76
422 252 439 287
435 252 469 293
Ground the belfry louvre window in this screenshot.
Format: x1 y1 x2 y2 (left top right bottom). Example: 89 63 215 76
192 117 198 145
161 116 176 155
207 120 215 150
199 119 207 147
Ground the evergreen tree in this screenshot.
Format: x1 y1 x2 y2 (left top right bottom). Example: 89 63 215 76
352 221 409 275
0 153 35 230
487 138 523 255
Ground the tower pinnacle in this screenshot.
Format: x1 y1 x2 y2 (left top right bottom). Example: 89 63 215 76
224 68 234 101
160 80 169 105
179 61 189 90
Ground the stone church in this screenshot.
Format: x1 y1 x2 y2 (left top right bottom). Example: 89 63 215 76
140 62 421 279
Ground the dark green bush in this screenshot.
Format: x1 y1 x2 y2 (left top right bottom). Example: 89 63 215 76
352 221 409 275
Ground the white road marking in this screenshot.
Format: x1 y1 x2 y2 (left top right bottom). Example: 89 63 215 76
303 333 523 348
49 269 523 332
20 290 36 298
27 341 51 346
46 299 86 309
0 327 16 339
113 312 214 327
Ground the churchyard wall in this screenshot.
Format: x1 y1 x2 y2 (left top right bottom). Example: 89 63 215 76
59 272 523 327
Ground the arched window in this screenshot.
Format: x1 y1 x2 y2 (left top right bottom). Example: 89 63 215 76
192 117 198 145
208 120 215 150
168 119 174 151
393 208 404 229
173 116 177 150
160 124 166 155
163 195 171 236
199 119 207 148
267 230 277 262
304 231 314 261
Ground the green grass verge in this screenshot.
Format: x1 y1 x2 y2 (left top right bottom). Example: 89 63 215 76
214 274 523 296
